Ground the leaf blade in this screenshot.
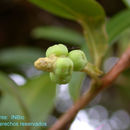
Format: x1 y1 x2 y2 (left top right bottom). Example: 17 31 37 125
69 72 85 101
107 9 130 45
0 72 28 130
29 0 105 23
0 47 43 66
122 0 130 8
32 26 85 45
21 73 56 121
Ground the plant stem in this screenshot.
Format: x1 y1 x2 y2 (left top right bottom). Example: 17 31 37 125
82 62 103 81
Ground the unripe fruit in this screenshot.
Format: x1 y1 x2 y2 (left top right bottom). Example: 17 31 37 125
68 50 87 71
50 72 71 84
49 57 73 84
46 44 68 57
54 57 73 77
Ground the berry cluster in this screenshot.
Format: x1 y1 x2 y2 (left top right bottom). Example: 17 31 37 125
46 44 87 84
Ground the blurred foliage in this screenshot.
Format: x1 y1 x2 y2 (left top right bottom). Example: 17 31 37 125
69 72 85 101
0 47 44 66
20 73 56 122
32 26 85 46
107 9 130 45
29 0 105 22
0 72 56 130
0 72 24 130
123 0 130 8
0 0 130 130
0 72 23 114
118 27 130 54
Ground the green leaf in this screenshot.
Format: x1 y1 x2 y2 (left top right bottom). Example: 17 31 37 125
0 47 43 66
29 0 107 65
0 72 56 129
122 0 130 8
0 72 28 130
20 73 56 121
107 9 130 45
0 72 18 93
69 72 85 101
32 26 91 60
29 0 105 23
0 72 25 114
118 28 130 55
32 26 85 45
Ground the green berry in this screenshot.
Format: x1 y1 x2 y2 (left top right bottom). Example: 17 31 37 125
49 57 73 84
50 72 71 84
68 50 87 71
54 57 73 77
46 44 68 57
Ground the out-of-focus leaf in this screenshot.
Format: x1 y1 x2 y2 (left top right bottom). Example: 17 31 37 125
20 73 56 121
0 47 43 66
32 26 85 46
0 72 55 130
115 73 130 102
117 84 130 103
69 72 85 101
107 9 130 45
32 26 91 58
118 28 130 55
0 72 24 114
29 0 105 23
122 0 130 8
0 72 27 130
0 72 17 93
122 68 130 77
